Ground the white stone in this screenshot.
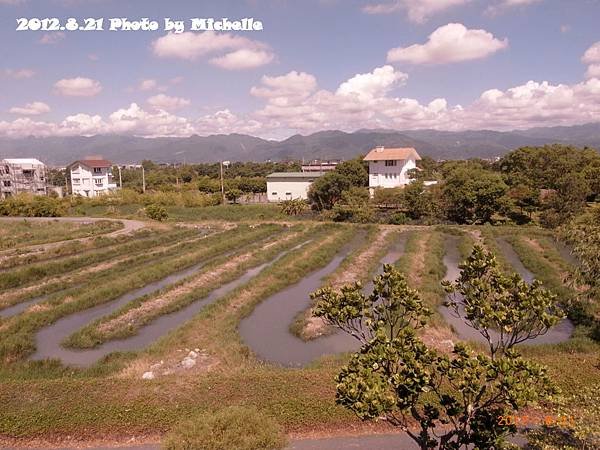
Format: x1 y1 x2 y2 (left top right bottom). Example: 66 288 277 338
188 350 198 359
142 371 155 380
181 357 196 369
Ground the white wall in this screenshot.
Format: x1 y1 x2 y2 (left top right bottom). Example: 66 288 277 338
267 178 315 202
368 159 416 189
70 164 117 197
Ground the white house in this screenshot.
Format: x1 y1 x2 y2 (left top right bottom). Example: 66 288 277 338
68 158 118 197
363 147 421 194
266 172 323 202
0 158 47 199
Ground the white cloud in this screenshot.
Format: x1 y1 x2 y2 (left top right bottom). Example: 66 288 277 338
196 109 262 135
0 0 26 4
151 31 274 70
9 101 50 115
586 64 600 80
210 49 274 70
39 32 65 45
138 79 158 91
54 77 103 97
582 42 600 65
3 68 35 79
387 23 508 65
362 0 471 23
250 71 318 101
147 94 191 111
486 0 542 15
337 65 407 101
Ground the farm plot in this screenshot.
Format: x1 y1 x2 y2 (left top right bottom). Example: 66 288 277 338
0 222 598 449
0 218 123 252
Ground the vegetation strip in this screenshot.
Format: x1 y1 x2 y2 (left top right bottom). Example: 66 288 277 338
0 224 285 361
64 225 312 348
0 228 204 309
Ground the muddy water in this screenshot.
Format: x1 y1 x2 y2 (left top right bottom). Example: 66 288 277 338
438 236 574 346
239 234 407 367
30 241 307 367
0 293 51 318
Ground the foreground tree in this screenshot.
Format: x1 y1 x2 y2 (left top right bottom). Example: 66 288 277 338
312 248 563 450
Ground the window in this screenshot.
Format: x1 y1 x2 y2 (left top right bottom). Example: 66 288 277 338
93 178 103 185
72 178 80 184
93 167 102 174
272 192 277 196
3 181 11 187
385 160 397 167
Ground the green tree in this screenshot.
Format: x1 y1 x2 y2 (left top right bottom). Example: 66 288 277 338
312 248 562 449
330 187 373 223
442 168 508 224
225 188 243 204
307 172 352 211
145 204 168 221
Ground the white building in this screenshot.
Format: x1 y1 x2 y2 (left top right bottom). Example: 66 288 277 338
0 158 47 199
363 147 421 193
68 158 118 197
266 172 323 202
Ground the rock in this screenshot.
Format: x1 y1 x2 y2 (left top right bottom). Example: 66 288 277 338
188 350 198 359
194 348 200 353
181 357 196 369
142 371 155 380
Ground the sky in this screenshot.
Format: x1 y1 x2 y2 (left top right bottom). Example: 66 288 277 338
1 0 599 139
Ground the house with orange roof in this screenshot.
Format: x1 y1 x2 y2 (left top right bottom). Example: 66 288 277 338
363 146 421 194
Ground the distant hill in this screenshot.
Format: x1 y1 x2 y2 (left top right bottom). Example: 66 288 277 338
1 122 599 165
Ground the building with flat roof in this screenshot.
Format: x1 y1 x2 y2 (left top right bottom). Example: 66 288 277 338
0 158 47 199
266 172 323 202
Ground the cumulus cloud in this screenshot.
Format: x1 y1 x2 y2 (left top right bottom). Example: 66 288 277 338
39 32 65 45
152 31 274 69
387 23 508 65
147 94 191 111
138 79 158 91
54 77 102 97
363 0 471 23
2 68 35 79
210 49 274 70
486 0 543 15
337 65 407 101
2 62 600 138
582 42 600 79
9 101 50 115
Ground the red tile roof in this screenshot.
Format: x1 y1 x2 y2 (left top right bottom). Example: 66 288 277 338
363 147 421 161
69 159 113 169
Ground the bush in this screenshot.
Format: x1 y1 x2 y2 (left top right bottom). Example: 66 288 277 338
145 204 169 221
162 406 286 450
0 194 66 217
387 212 409 225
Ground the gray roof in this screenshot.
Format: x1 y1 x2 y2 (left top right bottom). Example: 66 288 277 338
266 172 324 179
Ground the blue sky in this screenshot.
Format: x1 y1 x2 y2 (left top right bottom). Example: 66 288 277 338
1 0 599 139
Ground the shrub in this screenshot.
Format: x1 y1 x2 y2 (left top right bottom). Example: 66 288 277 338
162 406 286 450
145 204 169 221
0 194 66 217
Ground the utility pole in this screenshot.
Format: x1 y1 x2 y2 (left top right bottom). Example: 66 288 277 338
141 165 146 193
117 166 122 189
220 161 225 205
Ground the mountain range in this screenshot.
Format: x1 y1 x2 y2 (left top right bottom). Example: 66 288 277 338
1 122 600 166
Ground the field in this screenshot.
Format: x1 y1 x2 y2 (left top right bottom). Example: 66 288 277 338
0 214 598 448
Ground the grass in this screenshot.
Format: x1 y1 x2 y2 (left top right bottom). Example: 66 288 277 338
63 225 313 348
0 219 122 250
0 222 599 447
73 203 294 222
0 228 202 307
0 224 286 361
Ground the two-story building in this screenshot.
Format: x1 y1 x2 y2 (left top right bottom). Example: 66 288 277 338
68 158 118 197
0 158 47 199
363 147 421 195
